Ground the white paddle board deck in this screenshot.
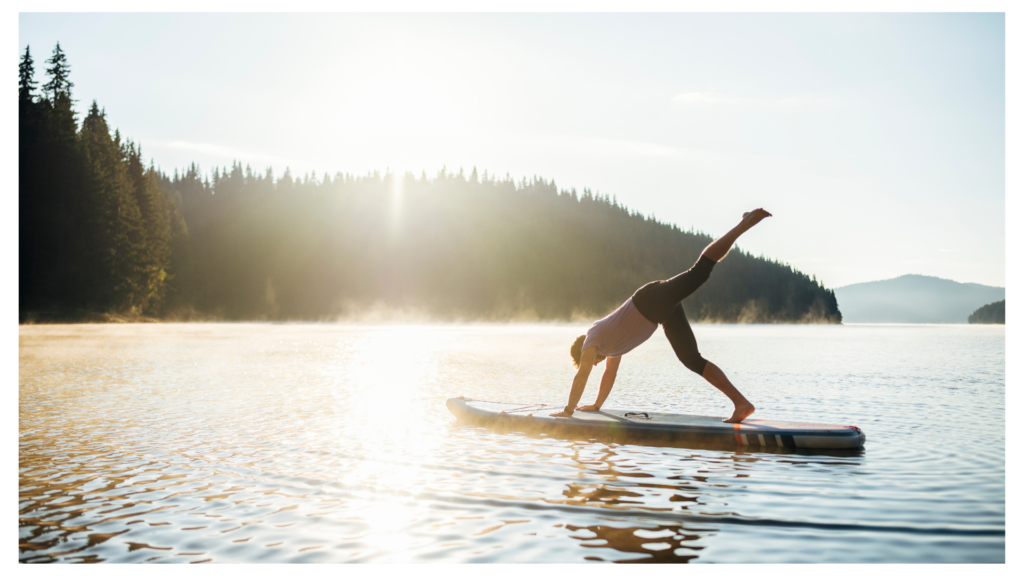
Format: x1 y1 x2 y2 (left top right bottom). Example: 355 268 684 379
447 397 865 450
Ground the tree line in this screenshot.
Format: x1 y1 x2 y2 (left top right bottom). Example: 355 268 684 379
19 43 842 324
20 43 189 319
968 300 1004 324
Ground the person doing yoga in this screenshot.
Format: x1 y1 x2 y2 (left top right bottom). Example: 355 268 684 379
550 208 772 424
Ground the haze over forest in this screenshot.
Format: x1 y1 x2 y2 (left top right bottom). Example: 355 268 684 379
20 43 841 324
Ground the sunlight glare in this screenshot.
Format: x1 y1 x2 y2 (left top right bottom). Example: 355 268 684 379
390 172 403 237
334 68 465 172
356 498 422 561
324 326 449 553
326 327 450 520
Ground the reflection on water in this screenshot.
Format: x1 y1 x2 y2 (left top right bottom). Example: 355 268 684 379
20 323 1004 562
568 523 707 563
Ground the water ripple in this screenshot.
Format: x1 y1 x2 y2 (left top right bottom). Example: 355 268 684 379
20 323 1004 562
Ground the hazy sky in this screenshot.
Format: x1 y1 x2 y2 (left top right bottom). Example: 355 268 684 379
19 12 1006 288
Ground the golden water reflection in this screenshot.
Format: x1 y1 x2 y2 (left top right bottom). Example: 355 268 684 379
20 323 1005 562
568 523 706 563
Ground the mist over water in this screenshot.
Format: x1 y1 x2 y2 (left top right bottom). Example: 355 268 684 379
20 323 1004 563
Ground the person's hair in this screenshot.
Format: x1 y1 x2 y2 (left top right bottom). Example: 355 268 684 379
570 335 586 368
570 335 605 368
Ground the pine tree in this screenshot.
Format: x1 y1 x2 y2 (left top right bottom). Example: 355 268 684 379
42 42 73 103
125 142 172 312
163 182 194 315
19 46 40 315
19 46 37 104
80 101 148 311
24 43 87 310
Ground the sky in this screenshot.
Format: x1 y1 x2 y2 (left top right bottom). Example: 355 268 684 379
18 11 1006 289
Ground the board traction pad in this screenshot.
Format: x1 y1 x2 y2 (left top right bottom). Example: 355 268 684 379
447 398 865 450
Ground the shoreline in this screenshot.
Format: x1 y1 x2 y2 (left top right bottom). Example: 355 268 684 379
19 309 845 326
19 314 995 327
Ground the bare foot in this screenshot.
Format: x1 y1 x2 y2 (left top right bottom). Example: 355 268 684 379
723 401 756 423
740 208 772 229
550 410 574 418
577 404 601 412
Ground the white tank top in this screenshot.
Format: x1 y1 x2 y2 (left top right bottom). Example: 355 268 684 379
581 297 657 358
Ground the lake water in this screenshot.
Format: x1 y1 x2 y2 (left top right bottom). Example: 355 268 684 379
19 322 1004 563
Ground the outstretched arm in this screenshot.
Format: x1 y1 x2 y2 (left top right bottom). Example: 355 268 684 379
550 346 599 417
578 356 621 411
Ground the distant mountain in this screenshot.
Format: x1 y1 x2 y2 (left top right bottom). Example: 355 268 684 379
834 275 1005 323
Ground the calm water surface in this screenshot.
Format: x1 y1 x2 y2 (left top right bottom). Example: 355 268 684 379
19 323 1004 563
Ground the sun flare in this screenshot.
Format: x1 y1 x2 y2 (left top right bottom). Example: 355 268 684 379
334 68 465 171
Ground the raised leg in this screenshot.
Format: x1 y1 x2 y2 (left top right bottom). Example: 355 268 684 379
701 208 772 262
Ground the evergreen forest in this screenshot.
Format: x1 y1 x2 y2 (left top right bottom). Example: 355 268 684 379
19 44 842 324
968 300 1005 324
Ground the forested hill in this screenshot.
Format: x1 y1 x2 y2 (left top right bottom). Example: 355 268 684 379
159 166 841 322
968 300 1005 324
19 43 841 324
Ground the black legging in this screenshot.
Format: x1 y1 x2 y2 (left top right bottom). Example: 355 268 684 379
631 255 715 375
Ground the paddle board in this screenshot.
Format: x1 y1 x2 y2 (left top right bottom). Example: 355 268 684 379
447 397 865 450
